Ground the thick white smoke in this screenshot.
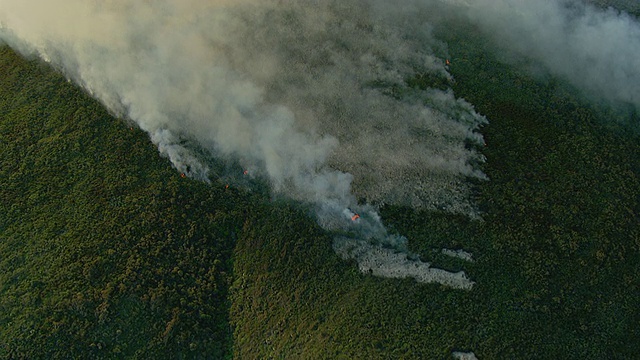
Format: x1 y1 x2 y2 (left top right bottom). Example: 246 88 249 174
0 0 487 287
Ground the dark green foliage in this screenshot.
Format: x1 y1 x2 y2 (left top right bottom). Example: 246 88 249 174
0 46 245 359
230 203 480 359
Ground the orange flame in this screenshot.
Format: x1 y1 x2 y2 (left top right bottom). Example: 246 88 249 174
180 173 186 178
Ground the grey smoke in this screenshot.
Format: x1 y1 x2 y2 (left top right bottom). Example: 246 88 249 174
0 0 487 214
0 0 489 286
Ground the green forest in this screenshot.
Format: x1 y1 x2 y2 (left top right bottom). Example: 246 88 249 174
1 18 639 360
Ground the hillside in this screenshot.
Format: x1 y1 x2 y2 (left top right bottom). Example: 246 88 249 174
1 15 640 359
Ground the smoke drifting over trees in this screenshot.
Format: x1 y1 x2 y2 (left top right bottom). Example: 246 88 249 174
444 0 640 110
0 0 487 216
2 0 637 285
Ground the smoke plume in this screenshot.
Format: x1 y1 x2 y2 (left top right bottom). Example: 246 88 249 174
0 0 489 287
7 0 637 286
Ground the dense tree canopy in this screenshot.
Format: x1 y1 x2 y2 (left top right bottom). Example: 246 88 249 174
0 46 248 358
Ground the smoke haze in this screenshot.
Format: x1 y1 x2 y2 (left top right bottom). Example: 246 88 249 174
442 0 640 110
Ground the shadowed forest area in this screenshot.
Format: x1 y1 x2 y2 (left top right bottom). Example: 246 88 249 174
1 15 639 360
